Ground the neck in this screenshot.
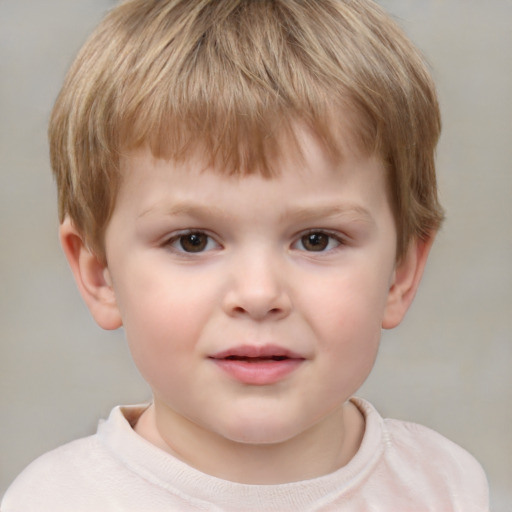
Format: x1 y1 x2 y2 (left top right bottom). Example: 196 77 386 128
134 400 365 484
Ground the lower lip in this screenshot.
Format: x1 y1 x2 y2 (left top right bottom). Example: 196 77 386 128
211 358 303 385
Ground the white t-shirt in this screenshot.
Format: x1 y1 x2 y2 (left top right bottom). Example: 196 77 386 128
1 398 489 511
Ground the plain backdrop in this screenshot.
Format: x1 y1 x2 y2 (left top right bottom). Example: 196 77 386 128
1 0 511 509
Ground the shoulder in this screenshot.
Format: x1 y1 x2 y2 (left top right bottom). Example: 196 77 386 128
1 435 102 511
353 398 489 511
384 415 487 479
1 405 149 512
384 416 490 509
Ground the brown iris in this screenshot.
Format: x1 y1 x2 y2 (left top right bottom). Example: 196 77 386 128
301 232 329 251
179 232 208 252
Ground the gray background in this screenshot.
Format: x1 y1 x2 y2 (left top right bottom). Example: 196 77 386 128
1 0 511 508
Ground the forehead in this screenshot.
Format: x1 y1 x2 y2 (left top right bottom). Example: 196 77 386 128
117 126 389 218
115 120 392 233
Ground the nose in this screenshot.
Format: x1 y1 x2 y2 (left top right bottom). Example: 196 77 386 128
222 252 292 321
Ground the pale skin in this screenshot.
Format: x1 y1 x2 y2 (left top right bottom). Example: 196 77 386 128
60 127 433 485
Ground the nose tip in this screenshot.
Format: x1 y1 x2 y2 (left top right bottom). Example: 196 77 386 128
222 260 292 321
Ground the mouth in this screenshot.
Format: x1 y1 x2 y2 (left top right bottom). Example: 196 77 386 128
210 344 303 361
209 345 305 385
223 355 290 362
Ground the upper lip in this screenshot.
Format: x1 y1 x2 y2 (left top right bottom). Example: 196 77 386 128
209 344 305 360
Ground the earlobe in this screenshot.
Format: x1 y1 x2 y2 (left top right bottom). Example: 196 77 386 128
382 235 435 330
59 218 122 330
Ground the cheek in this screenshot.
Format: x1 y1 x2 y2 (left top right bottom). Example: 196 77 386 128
115 271 213 386
303 267 390 383
306 266 391 336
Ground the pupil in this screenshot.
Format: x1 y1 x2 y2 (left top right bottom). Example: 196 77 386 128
303 233 328 251
180 233 207 252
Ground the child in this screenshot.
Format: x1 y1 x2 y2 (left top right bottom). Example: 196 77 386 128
2 0 489 510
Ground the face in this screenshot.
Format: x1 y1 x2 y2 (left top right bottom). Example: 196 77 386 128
102 130 400 448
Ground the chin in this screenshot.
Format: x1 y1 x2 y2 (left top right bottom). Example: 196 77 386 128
216 413 306 446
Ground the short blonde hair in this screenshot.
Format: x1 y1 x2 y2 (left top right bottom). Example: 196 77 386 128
49 0 444 261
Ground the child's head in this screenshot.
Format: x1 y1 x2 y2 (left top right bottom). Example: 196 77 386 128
49 0 443 264
51 0 445 478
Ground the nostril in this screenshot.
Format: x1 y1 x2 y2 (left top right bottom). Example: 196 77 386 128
223 288 292 320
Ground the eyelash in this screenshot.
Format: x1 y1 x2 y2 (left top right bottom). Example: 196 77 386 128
163 229 345 254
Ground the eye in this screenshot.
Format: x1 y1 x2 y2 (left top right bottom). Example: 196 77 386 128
167 231 218 253
295 231 342 252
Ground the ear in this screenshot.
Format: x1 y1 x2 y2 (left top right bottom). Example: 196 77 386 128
59 217 122 330
382 234 435 329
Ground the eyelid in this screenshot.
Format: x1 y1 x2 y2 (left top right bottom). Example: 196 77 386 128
300 228 346 239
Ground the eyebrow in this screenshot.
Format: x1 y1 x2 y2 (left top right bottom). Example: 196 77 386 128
279 204 375 225
137 202 229 220
138 201 374 225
